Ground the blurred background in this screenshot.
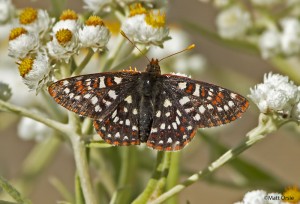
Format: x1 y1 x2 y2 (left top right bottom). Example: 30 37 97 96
1 0 300 203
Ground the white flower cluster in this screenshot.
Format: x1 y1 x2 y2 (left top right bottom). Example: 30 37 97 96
234 190 288 204
121 3 169 46
216 5 251 39
259 18 300 58
83 0 167 13
206 0 300 58
7 8 111 92
249 73 300 120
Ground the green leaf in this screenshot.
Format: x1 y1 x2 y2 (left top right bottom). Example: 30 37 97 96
0 176 31 204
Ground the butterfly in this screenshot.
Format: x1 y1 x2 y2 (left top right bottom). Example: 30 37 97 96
48 58 249 151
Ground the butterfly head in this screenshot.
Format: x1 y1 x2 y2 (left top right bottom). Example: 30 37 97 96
146 58 161 74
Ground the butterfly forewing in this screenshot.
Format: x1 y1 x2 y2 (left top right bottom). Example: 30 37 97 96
146 74 249 151
48 72 140 119
93 94 141 146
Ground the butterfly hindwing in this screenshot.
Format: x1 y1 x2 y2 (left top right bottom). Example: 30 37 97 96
93 93 141 146
147 89 197 151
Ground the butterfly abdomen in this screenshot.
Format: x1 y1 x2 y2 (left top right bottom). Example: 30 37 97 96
138 72 161 142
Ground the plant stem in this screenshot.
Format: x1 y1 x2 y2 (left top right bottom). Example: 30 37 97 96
0 100 69 134
149 114 283 204
0 100 97 204
110 148 134 204
166 152 180 204
70 135 97 204
132 151 165 204
153 152 172 198
73 48 94 76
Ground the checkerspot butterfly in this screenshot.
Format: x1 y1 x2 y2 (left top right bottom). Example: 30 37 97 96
48 58 249 151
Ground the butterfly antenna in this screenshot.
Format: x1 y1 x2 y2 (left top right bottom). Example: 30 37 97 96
120 30 150 62
159 44 195 62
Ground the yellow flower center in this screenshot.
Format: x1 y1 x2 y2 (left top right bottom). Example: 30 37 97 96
18 57 34 77
85 15 104 26
60 9 78 21
19 7 38 25
129 3 147 17
55 29 73 45
145 11 166 28
106 21 120 35
283 186 300 203
9 27 28 41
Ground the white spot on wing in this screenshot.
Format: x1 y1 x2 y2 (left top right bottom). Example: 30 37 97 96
64 88 70 94
112 110 117 118
179 96 190 105
165 112 170 117
164 99 172 107
193 114 201 121
114 77 122 84
217 107 223 112
160 123 165 129
115 132 120 138
108 90 117 99
230 93 237 98
193 84 200 96
176 110 182 116
113 116 119 122
84 93 91 99
91 96 98 104
69 93 74 98
172 122 177 129
133 109 138 115
178 82 187 89
224 105 229 111
99 76 105 88
95 105 101 112
125 95 132 104
132 125 138 131
207 104 214 109
228 101 235 107
75 95 81 100
176 116 180 125
199 105 206 113
167 137 172 143
151 128 158 133
63 80 69 85
156 111 161 117
125 119 130 126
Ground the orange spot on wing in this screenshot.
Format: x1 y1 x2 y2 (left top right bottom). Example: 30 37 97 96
186 84 193 93
218 92 224 98
201 87 206 97
241 101 249 111
180 126 185 133
106 77 113 86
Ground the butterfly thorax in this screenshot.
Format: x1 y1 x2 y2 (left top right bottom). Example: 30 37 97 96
138 59 162 142
145 58 161 74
